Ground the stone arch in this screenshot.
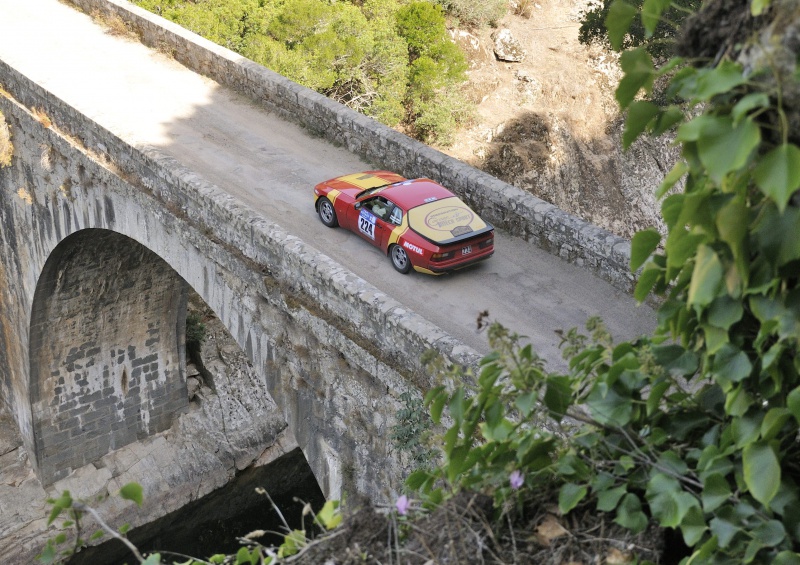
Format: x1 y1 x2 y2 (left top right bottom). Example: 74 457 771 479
28 228 189 484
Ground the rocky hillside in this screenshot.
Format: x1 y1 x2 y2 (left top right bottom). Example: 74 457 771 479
446 0 677 239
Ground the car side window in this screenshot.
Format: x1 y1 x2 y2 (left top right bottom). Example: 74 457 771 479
388 204 402 225
369 197 391 221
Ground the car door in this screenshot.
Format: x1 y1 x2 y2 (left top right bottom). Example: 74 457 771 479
355 197 392 249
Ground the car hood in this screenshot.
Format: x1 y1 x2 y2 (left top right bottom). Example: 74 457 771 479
407 197 491 245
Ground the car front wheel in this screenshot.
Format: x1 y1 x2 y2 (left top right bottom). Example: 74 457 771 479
317 198 338 227
390 245 412 274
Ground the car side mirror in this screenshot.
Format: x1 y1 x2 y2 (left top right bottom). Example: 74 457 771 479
354 202 362 210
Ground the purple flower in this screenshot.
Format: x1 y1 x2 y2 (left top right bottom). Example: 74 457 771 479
396 494 411 516
509 470 524 490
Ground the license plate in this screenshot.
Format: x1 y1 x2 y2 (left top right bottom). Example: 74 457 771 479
462 245 472 255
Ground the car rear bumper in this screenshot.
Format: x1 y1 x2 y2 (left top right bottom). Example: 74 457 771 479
423 250 494 273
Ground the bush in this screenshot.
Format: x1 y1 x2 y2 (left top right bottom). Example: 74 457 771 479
433 0 507 28
409 1 800 563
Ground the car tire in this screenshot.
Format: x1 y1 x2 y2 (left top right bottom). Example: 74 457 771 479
317 198 338 227
389 244 412 274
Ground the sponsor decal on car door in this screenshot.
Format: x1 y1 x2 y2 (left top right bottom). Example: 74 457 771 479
358 209 377 240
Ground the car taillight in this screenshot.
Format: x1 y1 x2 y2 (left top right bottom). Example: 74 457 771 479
479 237 494 249
431 251 455 261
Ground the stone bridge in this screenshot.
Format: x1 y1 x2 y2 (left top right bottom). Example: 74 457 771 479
0 0 655 558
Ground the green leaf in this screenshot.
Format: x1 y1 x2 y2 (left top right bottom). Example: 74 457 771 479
680 505 708 546
774 551 800 565
694 61 746 101
316 500 341 530
89 529 104 541
605 1 637 51
119 523 131 535
761 408 791 442
558 483 588 514
732 92 770 124
623 101 659 148
543 376 571 417
754 144 800 213
701 473 731 512
515 390 537 417
753 519 786 547
712 344 752 385
429 389 447 424
710 514 741 548
38 541 57 564
634 262 662 302
616 48 655 108
236 547 253 565
751 0 771 15
120 483 144 507
406 469 434 491
688 245 724 309
587 384 632 426
142 554 162 565
641 0 670 35
707 296 743 330
596 485 627 512
697 116 760 183
615 493 648 533
647 380 670 416
787 386 800 423
449 388 465 423
743 442 781 507
656 160 688 199
631 228 661 271
647 474 695 528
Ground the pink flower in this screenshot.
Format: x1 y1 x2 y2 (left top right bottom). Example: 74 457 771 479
396 494 411 515
509 470 524 490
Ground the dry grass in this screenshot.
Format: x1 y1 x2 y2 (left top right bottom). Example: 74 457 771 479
0 111 12 168
32 107 52 128
90 8 137 39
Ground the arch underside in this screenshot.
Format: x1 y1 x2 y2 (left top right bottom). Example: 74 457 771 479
28 229 189 484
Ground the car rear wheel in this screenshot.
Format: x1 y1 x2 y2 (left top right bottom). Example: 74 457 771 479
317 198 338 227
390 245 412 274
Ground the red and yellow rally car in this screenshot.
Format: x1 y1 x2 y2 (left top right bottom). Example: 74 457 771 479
314 171 494 274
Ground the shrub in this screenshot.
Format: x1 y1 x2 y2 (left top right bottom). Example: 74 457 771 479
410 1 800 563
433 0 508 28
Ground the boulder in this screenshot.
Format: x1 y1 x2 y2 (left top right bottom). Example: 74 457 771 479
491 29 526 62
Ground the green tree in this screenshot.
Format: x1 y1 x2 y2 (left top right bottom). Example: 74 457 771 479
132 0 471 145
395 1 470 144
579 0 700 58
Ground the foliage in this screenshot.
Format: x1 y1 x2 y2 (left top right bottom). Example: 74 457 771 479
432 0 507 28
131 0 472 145
390 390 436 469
578 0 700 58
38 484 343 564
395 1 470 143
409 1 800 563
186 310 207 348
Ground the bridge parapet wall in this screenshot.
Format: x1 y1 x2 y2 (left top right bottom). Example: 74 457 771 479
66 0 635 293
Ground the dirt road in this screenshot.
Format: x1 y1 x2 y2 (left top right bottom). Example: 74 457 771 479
0 0 655 366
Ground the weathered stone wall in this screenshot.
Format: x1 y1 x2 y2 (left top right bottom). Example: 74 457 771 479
29 230 188 482
65 0 636 293
0 57 479 497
